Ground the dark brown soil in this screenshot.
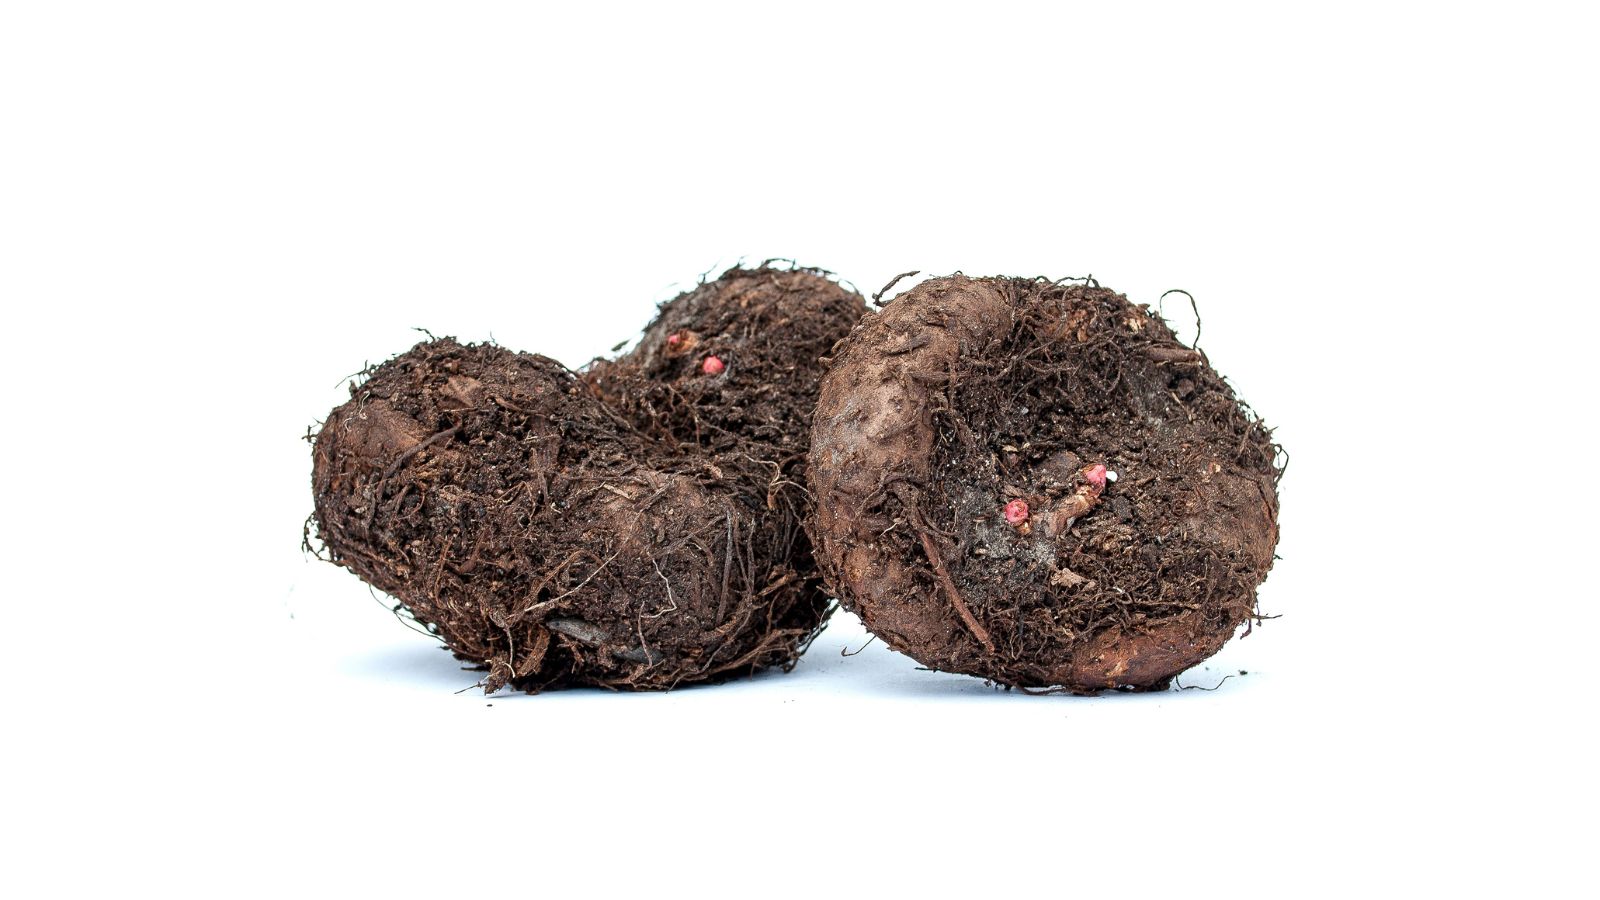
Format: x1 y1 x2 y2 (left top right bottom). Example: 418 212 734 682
309 265 864 692
808 275 1281 693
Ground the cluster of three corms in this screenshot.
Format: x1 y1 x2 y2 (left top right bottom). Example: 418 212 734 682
310 264 1280 695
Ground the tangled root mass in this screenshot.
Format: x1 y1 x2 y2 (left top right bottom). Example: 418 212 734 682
311 266 864 692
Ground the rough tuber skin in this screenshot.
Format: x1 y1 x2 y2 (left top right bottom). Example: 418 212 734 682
310 265 864 693
807 275 1282 694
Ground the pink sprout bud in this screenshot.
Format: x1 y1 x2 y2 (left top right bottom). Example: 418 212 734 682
1003 499 1030 526
1084 464 1108 490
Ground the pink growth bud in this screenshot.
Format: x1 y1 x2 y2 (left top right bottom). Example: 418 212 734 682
1084 464 1108 490
701 355 726 376
667 333 683 347
1004 499 1030 526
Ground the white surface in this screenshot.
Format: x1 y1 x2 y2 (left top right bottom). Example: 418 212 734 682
3 2 1595 897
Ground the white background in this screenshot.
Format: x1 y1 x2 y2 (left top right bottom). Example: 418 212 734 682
3 2 1595 897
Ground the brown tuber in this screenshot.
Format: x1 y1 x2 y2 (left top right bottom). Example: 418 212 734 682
310 265 865 692
807 275 1282 694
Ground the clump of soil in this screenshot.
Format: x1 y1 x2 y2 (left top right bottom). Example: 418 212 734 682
310 265 864 692
808 275 1281 693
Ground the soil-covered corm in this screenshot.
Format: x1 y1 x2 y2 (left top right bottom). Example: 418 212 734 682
808 275 1281 693
310 265 865 692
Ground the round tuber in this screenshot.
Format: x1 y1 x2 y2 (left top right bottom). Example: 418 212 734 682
807 275 1281 693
